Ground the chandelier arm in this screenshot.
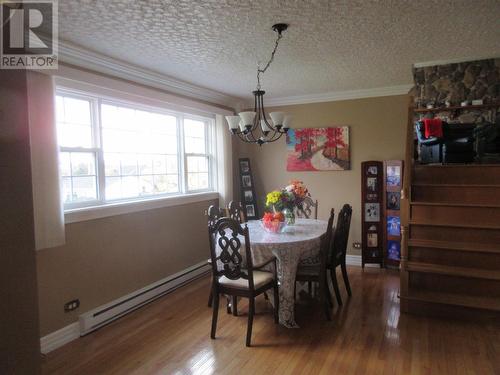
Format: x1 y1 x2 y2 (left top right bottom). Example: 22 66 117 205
266 130 284 143
259 94 275 131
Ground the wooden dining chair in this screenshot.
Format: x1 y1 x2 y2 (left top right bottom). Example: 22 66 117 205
295 208 335 320
209 217 279 347
327 204 353 306
296 196 319 219
228 200 246 223
206 205 228 310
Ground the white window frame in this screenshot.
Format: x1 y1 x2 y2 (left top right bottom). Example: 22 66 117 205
55 87 217 220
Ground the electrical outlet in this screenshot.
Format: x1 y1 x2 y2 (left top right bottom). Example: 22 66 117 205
64 299 80 312
352 242 362 249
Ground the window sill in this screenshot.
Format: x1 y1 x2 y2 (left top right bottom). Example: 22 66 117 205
64 191 219 224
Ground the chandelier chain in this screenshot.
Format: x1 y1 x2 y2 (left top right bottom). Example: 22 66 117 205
256 31 283 90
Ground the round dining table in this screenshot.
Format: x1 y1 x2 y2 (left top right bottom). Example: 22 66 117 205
246 218 328 328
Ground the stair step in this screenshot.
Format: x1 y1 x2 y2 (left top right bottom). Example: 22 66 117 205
402 290 500 311
413 164 500 185
408 239 500 254
409 220 500 230
405 261 500 280
413 183 500 187
411 184 500 206
410 201 500 208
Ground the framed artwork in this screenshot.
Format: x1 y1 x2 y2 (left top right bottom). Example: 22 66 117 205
365 203 380 222
367 177 377 192
387 216 401 236
245 204 255 217
286 127 350 171
366 193 378 201
243 190 253 202
238 158 259 219
367 233 378 247
367 166 378 175
386 192 401 210
387 241 401 261
386 165 401 187
242 175 252 188
239 160 250 173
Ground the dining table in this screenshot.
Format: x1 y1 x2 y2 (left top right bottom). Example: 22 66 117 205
246 218 328 328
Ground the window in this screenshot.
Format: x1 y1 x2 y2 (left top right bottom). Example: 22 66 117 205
55 90 215 210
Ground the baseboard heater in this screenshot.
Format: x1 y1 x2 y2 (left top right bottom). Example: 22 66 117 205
79 261 210 335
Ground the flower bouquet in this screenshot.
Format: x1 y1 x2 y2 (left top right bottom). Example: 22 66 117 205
263 180 310 227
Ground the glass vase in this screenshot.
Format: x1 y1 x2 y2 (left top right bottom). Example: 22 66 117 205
283 207 295 225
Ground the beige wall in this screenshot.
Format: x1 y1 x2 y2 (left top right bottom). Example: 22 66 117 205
235 95 409 255
0 71 41 374
37 198 217 335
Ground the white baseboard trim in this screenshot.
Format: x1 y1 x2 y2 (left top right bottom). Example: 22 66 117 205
40 260 210 353
40 322 80 354
346 254 382 268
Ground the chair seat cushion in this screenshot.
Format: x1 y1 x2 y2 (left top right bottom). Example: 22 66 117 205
219 270 273 290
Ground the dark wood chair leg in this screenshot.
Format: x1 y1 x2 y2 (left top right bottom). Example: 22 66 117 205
208 282 213 308
273 285 279 324
246 297 255 347
341 262 352 296
226 295 232 314
321 279 332 321
308 281 312 296
210 291 219 339
232 296 238 316
325 275 334 307
330 268 343 306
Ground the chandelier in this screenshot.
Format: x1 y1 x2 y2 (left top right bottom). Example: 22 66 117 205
226 23 292 146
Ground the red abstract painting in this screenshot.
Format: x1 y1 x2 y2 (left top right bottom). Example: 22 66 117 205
286 127 350 171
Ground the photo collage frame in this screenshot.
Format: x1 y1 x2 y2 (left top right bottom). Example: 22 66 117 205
361 161 384 267
383 160 404 267
238 158 258 220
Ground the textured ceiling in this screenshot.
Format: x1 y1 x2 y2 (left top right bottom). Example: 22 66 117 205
56 0 500 101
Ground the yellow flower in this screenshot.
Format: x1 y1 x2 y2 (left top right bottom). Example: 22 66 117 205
266 191 282 206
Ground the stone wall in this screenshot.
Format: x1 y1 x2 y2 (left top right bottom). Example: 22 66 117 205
410 58 500 124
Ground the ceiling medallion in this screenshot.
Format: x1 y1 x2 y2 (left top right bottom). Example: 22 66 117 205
226 23 292 145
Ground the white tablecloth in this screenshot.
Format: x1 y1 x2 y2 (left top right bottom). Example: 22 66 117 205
247 219 327 328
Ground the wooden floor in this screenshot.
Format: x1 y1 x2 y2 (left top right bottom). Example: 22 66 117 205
42 267 500 375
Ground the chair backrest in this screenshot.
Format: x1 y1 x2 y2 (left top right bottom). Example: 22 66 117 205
228 200 245 223
206 205 225 229
208 217 255 289
296 196 319 219
330 204 352 264
319 208 335 272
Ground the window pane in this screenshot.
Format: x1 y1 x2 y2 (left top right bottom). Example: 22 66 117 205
58 124 93 148
105 176 122 200
138 154 153 175
166 155 178 174
71 176 97 202
184 119 205 138
120 154 138 176
167 175 179 193
71 152 96 176
153 155 167 174
104 153 121 176
153 175 168 193
139 175 154 195
62 177 72 203
187 156 208 174
56 96 93 148
121 176 139 198
185 137 205 154
63 97 91 125
184 119 206 154
59 152 71 177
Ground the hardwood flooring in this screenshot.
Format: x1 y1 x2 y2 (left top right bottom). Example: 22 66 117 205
41 267 500 375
